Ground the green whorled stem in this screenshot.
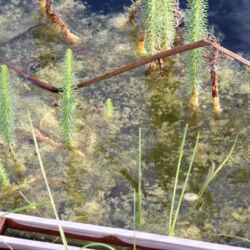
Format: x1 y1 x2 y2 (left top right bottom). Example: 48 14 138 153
142 0 161 55
0 162 10 189
0 65 15 146
160 0 175 50
59 48 76 146
185 0 208 107
104 98 113 120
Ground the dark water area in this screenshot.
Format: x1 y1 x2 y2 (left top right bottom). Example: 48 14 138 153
83 0 250 53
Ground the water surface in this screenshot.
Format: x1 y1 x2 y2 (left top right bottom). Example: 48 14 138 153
0 0 249 248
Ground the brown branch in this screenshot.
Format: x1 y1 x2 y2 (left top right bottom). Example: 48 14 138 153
76 40 211 89
0 40 249 93
0 58 61 93
211 42 250 67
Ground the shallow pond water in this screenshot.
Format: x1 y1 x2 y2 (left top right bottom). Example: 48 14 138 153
0 0 249 248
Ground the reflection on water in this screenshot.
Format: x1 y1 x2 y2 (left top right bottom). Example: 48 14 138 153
0 0 249 248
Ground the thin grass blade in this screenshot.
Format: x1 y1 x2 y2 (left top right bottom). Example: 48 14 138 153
170 132 199 235
168 124 188 236
28 112 68 250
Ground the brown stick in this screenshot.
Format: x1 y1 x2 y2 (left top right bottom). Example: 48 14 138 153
0 58 61 93
0 40 249 93
76 40 211 89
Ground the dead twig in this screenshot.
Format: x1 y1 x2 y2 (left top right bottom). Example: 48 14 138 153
0 39 249 93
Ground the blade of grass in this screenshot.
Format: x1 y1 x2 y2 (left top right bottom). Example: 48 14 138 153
169 132 200 235
216 234 250 244
195 136 238 206
0 201 49 217
83 243 116 250
211 136 238 178
137 127 142 225
168 124 188 236
133 189 137 250
28 111 68 250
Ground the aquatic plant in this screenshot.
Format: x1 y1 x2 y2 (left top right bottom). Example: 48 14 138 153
0 200 49 217
141 0 161 55
168 124 188 235
139 0 175 57
0 65 15 146
185 0 208 107
104 98 113 120
83 243 116 250
0 162 10 189
137 127 142 225
28 112 68 249
133 189 137 250
168 129 200 236
59 48 76 147
160 0 176 50
195 136 238 207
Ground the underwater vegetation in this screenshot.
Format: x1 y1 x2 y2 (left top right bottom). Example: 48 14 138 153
185 0 208 107
0 65 15 146
59 48 76 146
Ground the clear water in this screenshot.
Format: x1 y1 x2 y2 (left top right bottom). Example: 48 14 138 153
0 0 249 248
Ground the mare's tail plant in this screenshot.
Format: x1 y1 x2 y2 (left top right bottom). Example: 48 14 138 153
59 49 76 147
104 98 113 121
142 0 176 53
141 0 161 56
160 0 175 50
0 65 15 146
0 161 10 189
185 0 208 107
